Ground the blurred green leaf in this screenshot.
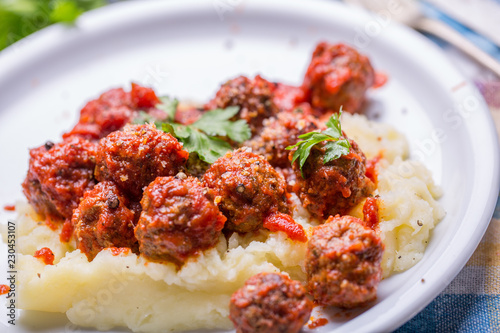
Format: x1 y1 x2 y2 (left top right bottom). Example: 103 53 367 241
0 0 106 51
50 0 83 23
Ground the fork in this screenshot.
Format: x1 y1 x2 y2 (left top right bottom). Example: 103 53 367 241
345 0 500 78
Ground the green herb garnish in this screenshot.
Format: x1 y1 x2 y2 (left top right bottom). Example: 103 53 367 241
132 111 157 125
0 0 105 51
286 109 351 177
156 96 178 121
135 98 251 164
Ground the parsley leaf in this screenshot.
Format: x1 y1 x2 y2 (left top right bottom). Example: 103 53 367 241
323 138 351 162
156 96 178 121
286 109 351 177
134 99 251 164
181 128 233 164
132 111 157 125
133 96 178 126
324 112 342 137
192 106 251 142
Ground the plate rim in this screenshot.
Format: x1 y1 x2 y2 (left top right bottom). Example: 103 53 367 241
1 0 499 332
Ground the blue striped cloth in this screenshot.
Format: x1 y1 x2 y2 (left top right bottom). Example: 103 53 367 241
396 202 500 331
397 2 500 331
420 1 500 62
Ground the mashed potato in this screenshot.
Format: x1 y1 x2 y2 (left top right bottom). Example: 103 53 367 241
16 213 306 332
7 113 444 332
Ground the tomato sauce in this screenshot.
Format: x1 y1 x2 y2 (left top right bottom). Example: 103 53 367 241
34 247 55 265
373 72 388 89
0 284 10 295
131 82 160 108
308 317 329 329
3 204 15 211
108 247 131 256
59 219 73 243
44 218 59 231
263 212 307 242
365 155 382 184
272 83 307 112
363 197 380 229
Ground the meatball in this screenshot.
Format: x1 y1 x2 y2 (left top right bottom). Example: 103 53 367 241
64 84 160 140
95 124 189 199
64 88 134 140
302 42 375 114
135 175 226 266
203 148 289 233
292 137 374 219
174 102 204 125
205 75 279 133
244 110 323 168
22 137 97 222
229 272 313 333
305 215 384 308
72 181 138 261
272 83 308 113
130 82 160 109
184 154 211 179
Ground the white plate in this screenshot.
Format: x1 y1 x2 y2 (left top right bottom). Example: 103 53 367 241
0 0 498 332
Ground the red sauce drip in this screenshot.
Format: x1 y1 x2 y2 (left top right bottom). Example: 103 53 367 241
308 317 329 329
34 247 55 265
45 218 59 231
108 247 130 256
59 219 74 243
345 149 364 163
174 108 203 125
0 284 10 296
365 155 381 184
325 68 351 94
373 72 388 89
272 83 308 112
130 82 160 108
3 204 15 211
263 212 307 242
363 197 380 229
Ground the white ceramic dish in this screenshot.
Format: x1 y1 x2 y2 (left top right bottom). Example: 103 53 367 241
0 0 498 332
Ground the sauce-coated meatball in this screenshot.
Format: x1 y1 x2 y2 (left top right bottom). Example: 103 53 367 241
22 137 97 222
292 137 374 219
272 83 308 113
64 84 161 140
305 215 384 308
135 176 226 266
174 103 204 125
95 124 189 199
303 42 375 114
244 111 323 168
205 75 279 133
203 148 289 233
72 181 138 261
229 272 313 333
130 82 161 109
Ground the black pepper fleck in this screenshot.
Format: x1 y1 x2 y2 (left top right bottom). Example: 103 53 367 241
107 195 120 209
44 141 55 150
236 184 245 193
